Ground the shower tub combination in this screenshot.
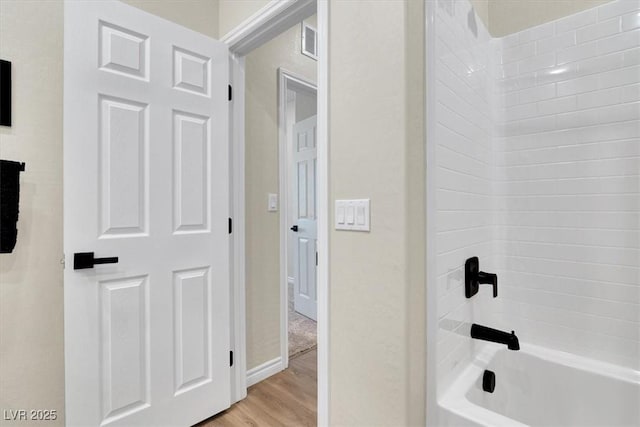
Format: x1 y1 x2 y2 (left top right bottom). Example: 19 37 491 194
439 343 640 426
427 0 640 425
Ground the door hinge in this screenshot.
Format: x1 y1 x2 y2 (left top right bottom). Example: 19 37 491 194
228 84 232 101
316 251 318 266
230 350 234 367
229 217 233 234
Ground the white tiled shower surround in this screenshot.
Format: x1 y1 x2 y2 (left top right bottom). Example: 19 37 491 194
435 0 640 395
493 0 640 371
434 0 496 394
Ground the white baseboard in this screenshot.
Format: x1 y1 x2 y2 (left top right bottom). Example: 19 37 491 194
246 356 284 387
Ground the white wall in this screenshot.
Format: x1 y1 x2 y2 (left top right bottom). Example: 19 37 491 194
329 0 426 424
487 0 614 37
218 0 270 37
432 0 496 395
493 0 640 369
121 0 219 38
470 0 490 29
0 3 65 425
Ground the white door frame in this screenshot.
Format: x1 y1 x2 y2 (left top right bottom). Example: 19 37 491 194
278 68 317 370
222 1 330 425
425 0 438 425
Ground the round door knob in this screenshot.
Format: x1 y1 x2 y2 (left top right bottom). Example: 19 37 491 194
290 225 299 232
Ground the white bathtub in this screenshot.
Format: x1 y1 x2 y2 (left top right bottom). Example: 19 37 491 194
438 343 640 427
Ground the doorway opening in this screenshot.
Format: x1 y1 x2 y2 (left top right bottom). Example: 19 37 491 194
280 70 318 361
222 0 329 421
235 16 318 392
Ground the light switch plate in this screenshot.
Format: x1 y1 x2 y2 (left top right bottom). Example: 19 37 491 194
335 199 370 231
268 193 278 212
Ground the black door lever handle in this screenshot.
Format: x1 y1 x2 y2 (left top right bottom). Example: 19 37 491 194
290 225 299 232
74 252 119 270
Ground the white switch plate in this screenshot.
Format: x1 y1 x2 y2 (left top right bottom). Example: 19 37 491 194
268 193 278 212
335 199 370 231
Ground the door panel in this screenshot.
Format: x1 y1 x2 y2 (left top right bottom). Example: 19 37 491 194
292 116 318 321
64 1 229 426
99 95 148 236
173 111 210 232
173 47 210 96
99 21 149 80
173 267 210 394
298 162 308 218
100 275 150 423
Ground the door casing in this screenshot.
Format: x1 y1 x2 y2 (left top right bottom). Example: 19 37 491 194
222 1 330 424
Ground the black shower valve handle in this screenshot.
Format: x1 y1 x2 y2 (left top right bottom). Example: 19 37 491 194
477 271 498 297
465 257 498 298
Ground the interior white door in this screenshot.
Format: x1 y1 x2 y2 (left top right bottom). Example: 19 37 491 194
63 1 230 426
291 116 317 321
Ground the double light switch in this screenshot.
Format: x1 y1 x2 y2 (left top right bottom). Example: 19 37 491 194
335 199 370 231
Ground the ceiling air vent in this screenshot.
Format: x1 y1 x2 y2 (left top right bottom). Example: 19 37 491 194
301 22 318 60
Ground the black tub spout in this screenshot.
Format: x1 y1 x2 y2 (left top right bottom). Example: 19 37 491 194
471 323 520 351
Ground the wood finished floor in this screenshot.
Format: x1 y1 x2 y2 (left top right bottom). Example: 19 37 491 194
197 349 317 427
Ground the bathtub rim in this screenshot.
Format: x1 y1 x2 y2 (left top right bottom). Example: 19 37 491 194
438 342 640 427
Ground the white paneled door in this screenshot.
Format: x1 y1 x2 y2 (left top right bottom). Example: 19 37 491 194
63 1 229 426
291 116 317 321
